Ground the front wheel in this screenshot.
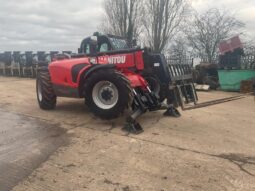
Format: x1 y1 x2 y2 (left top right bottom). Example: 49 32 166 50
84 69 133 119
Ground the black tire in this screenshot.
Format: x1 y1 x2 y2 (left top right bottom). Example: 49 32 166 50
84 69 133 119
36 67 56 110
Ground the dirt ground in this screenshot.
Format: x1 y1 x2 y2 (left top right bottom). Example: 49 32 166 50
0 109 68 191
0 76 255 191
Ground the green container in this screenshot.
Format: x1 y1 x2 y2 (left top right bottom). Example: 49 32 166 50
218 70 255 91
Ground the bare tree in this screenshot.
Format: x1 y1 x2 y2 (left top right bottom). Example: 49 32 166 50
102 0 142 46
185 8 244 63
143 0 189 53
243 36 255 55
167 35 190 58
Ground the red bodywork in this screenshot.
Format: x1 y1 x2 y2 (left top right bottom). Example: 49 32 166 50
49 50 148 97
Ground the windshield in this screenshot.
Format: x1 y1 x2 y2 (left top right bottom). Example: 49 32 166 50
109 37 129 50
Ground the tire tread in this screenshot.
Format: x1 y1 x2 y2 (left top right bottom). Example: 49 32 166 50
36 68 56 110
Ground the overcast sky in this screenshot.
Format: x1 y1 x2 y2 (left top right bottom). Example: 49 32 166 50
0 0 254 52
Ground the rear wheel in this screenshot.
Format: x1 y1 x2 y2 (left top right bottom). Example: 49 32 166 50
36 67 56 110
84 69 133 119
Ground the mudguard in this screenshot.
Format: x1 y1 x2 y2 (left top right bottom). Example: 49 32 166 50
78 64 116 96
78 65 148 96
82 64 115 80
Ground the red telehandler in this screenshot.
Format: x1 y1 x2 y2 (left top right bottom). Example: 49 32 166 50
36 32 199 133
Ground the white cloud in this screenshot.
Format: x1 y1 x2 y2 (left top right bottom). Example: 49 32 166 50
0 0 254 51
0 0 104 52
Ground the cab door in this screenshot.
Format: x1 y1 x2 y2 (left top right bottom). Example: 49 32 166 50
79 37 97 56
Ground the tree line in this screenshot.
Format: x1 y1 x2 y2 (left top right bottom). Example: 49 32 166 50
100 0 246 63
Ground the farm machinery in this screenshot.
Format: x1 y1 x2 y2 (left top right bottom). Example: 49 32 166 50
0 51 61 77
36 32 198 133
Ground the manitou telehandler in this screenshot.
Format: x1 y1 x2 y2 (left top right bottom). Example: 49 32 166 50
36 32 241 134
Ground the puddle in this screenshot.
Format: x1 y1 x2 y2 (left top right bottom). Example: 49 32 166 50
0 109 69 191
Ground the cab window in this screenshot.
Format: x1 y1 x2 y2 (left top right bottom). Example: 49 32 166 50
99 43 109 52
85 44 90 54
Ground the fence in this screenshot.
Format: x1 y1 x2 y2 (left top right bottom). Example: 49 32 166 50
219 54 255 70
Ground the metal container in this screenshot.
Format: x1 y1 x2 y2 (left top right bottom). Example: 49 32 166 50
218 70 255 91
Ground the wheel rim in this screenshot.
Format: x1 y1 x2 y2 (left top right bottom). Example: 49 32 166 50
37 80 42 102
92 81 119 110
